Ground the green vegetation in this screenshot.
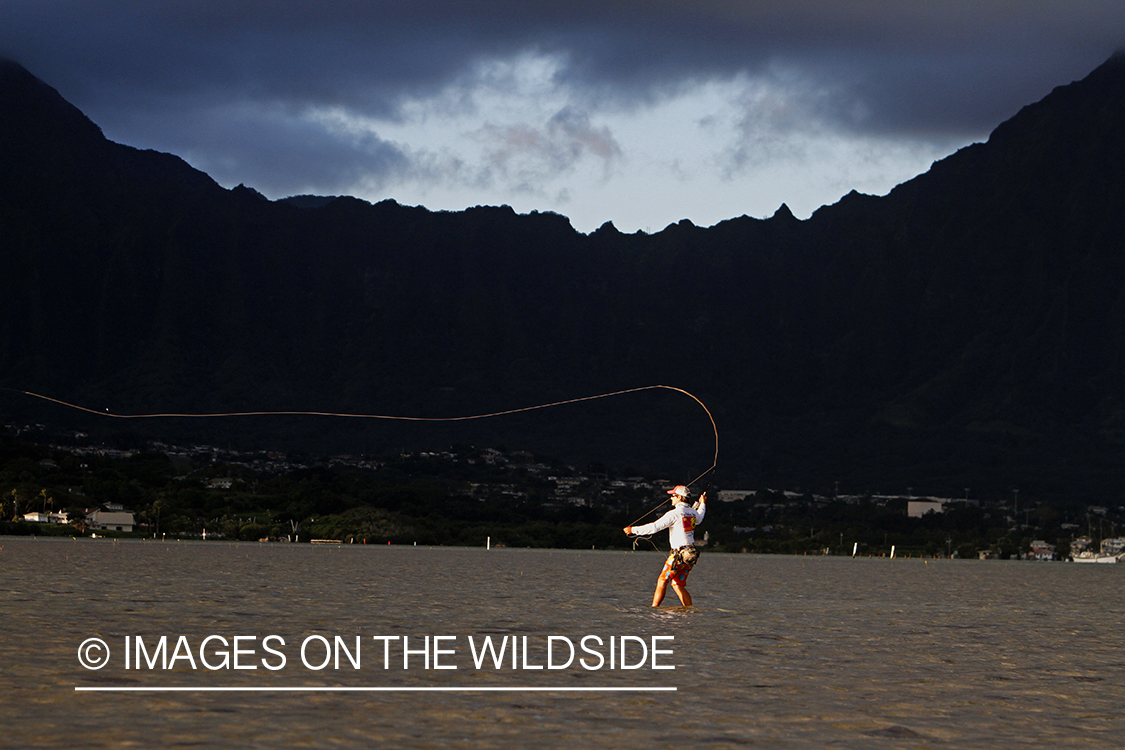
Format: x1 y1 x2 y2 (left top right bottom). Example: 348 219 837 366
4 430 1118 559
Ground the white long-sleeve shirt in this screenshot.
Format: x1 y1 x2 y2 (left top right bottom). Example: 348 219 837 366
632 500 705 549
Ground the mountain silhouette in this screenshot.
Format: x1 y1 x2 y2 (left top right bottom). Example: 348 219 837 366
3 56 1125 502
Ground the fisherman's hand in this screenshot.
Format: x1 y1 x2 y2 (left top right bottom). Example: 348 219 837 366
623 526 633 535
699 492 707 503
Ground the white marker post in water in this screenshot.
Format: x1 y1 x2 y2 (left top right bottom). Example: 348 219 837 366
852 542 858 557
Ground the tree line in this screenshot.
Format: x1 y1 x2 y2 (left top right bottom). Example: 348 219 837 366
4 432 1116 559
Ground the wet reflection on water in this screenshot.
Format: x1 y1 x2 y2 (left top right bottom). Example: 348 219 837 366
2 537 1123 748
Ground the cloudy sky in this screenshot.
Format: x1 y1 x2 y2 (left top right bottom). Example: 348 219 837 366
3 2 1123 233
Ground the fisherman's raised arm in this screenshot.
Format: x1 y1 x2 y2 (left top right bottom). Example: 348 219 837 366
693 492 707 521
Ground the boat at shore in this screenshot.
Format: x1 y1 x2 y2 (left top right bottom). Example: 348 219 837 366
1070 536 1124 563
1071 551 1123 563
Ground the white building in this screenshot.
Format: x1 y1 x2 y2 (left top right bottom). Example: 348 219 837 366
1101 537 1125 555
86 503 135 532
22 511 70 524
907 500 944 517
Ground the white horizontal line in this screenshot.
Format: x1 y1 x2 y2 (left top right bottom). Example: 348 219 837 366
75 686 676 693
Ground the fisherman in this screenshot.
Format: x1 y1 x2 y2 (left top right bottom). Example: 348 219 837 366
624 485 706 607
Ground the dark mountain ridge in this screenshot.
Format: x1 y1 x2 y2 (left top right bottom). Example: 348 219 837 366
3 56 1125 502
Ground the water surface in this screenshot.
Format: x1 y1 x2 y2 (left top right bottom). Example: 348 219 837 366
2 537 1122 748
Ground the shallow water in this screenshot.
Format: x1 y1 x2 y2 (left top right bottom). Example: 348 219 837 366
2 537 1123 748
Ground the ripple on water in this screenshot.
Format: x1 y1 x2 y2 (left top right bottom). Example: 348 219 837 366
2 540 1124 748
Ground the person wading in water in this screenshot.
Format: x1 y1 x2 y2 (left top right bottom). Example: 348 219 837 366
624 485 706 607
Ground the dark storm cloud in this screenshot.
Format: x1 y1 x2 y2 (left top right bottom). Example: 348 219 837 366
2 0 1123 203
158 100 412 197
5 2 1123 130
